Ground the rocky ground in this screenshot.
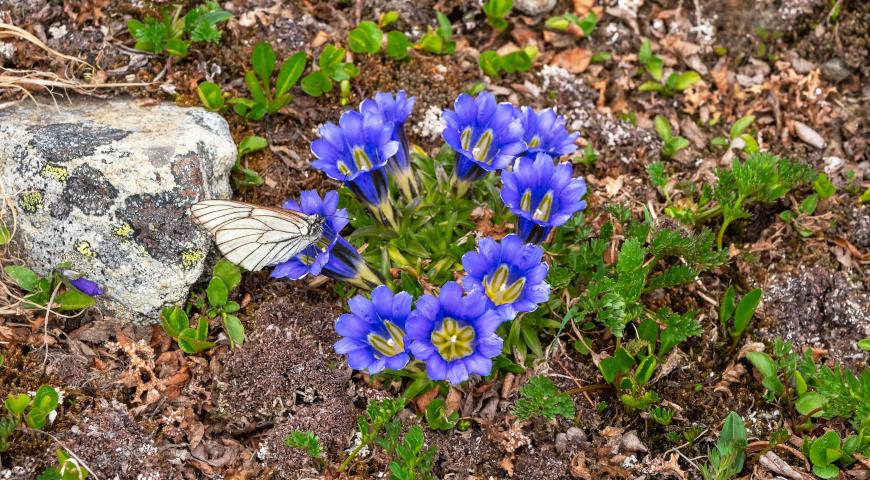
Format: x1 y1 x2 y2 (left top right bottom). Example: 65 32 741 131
0 0 868 479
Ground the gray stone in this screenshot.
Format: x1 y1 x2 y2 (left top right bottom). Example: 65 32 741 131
793 121 825 150
0 97 236 323
514 0 557 16
821 58 851 83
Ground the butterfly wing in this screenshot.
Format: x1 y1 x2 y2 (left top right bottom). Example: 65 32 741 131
190 200 321 272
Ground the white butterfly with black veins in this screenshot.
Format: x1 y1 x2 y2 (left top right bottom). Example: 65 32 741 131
190 200 325 272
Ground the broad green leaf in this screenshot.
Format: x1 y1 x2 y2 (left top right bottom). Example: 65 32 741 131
654 115 672 140
639 39 652 64
795 392 826 418
745 351 776 379
672 71 700 91
730 114 755 140
238 135 268 158
161 306 189 339
301 71 332 96
319 44 345 77
244 71 267 106
196 317 209 340
385 31 411 60
275 52 307 98
638 81 663 92
206 277 228 307
55 288 96 311
813 173 835 200
578 11 597 36
416 30 443 54
860 186 870 203
794 370 807 395
4 265 38 291
177 328 215 354
165 38 190 57
479 51 502 78
223 300 240 313
224 314 245 348
32 385 59 413
348 21 383 54
213 258 242 289
800 193 819 215
196 81 224 111
379 10 400 27
5 393 30 415
858 338 870 351
634 355 656 386
732 288 762 335
251 41 276 88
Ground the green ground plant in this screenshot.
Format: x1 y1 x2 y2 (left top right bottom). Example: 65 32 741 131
128 1 231 57
512 375 575 421
700 412 747 480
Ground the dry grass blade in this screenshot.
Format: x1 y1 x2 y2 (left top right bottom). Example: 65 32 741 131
0 22 90 67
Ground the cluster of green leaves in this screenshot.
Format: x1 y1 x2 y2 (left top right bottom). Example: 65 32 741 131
478 46 537 79
161 259 244 354
348 12 413 60
802 430 869 479
653 115 690 159
301 44 359 105
652 151 818 248
746 339 869 429
544 11 597 36
416 12 456 55
4 265 96 311
128 2 231 57
779 172 836 237
550 206 726 410
710 115 758 153
512 375 575 421
483 0 512 30
718 286 762 341
231 135 268 188
379 422 436 480
424 398 460 430
650 406 674 426
638 39 700 97
2 385 60 451
700 412 747 480
37 449 90 480
752 27 784 62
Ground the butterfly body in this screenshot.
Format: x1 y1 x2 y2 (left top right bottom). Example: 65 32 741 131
191 200 325 272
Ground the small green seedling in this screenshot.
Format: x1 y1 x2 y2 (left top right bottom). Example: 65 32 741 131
233 135 268 188
348 15 412 60
719 286 763 340
638 38 664 81
2 385 60 452
512 375 575 421
415 12 456 55
483 0 512 31
640 71 701 97
711 115 757 152
780 172 836 236
160 306 215 354
654 115 691 158
545 11 597 36
701 412 747 480
479 46 537 79
128 2 232 57
37 449 90 480
230 41 307 120
651 406 674 426
575 144 597 166
284 430 326 470
301 44 359 105
801 430 863 479
425 398 459 430
196 81 227 112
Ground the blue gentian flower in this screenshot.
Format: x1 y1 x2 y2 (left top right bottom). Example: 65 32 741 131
441 92 525 195
406 282 504 384
311 110 400 229
360 91 418 201
271 190 384 290
519 107 578 158
67 275 103 296
501 153 587 244
461 234 550 320
334 285 412 374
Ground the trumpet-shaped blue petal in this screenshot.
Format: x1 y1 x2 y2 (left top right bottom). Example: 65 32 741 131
519 107 578 158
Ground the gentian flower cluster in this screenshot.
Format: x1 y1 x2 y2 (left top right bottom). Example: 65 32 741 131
360 91 418 201
271 190 384 290
519 107 578 159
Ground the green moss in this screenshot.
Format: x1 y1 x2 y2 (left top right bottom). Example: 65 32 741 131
181 249 204 269
75 240 97 258
19 191 44 213
40 164 68 182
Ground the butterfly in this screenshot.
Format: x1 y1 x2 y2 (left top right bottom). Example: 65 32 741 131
190 200 326 272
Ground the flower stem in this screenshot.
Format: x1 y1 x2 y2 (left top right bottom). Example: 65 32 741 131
338 441 367 473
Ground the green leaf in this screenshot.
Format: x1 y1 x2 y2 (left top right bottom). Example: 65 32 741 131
599 348 635 384
251 41 276 89
672 71 701 91
483 0 513 31
379 11 400 28
591 51 611 63
719 286 736 325
223 301 240 313
348 21 383 54
197 81 224 111
206 277 228 307
196 317 209 340
5 265 38 291
213 258 242 289
385 31 411 60
730 115 756 140
319 44 346 77
425 398 459 430
795 392 826 417
275 52 307 98
809 431 841 468
479 51 502 78
638 81 664 92
860 186 870 203
745 351 777 379
161 306 189 339
634 355 657 386
0 225 10 245
416 30 443 54
238 135 268 158
577 11 597 36
654 115 672 140
544 15 572 31
512 375 574 421
858 338 870 351
32 385 59 413
812 464 840 479
177 328 215 354
224 314 245 348
732 288 762 336
284 430 322 458
244 71 267 106
639 39 652 65
165 38 189 57
301 71 331 96
55 288 96 311
800 193 819 215
813 173 836 200
5 393 30 415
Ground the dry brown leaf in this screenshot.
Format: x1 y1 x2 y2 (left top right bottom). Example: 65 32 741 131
759 451 803 479
571 451 592 479
551 48 591 74
572 0 594 16
500 455 515 476
829 235 870 262
715 362 747 396
649 453 688 480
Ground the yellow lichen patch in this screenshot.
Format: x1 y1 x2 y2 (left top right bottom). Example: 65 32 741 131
19 191 44 213
40 164 68 182
113 223 134 238
75 240 97 258
181 249 204 269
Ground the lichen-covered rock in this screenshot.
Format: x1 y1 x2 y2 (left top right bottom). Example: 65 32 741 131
0 98 236 323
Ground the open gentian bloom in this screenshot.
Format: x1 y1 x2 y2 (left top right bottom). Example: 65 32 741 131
311 110 400 229
441 92 525 195
272 190 384 290
406 282 503 384
519 107 578 159
360 91 418 201
461 234 550 320
334 286 412 374
501 153 587 244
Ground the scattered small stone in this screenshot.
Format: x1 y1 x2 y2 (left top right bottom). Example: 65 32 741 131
821 58 851 83
823 156 844 174
789 54 815 74
566 427 586 443
620 431 648 453
514 0 557 16
793 121 826 149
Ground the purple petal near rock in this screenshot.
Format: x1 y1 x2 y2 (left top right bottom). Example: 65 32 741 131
70 277 103 296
